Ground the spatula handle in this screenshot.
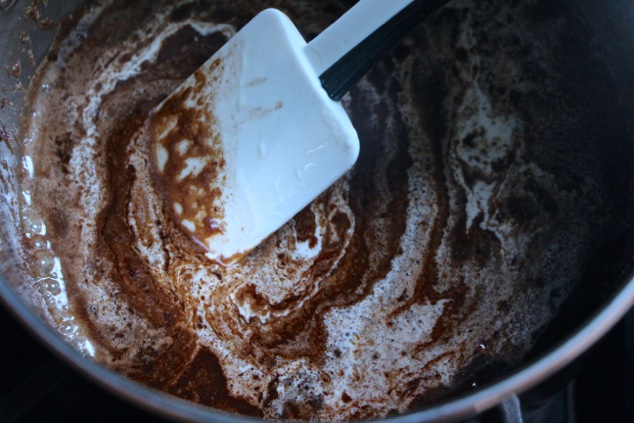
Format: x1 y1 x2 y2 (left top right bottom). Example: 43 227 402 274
304 0 449 101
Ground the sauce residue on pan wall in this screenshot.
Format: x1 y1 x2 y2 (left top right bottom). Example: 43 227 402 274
11 0 634 420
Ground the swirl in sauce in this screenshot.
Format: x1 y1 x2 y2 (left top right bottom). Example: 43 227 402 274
15 0 634 420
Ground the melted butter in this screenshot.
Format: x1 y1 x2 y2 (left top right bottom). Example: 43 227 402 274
15 0 633 420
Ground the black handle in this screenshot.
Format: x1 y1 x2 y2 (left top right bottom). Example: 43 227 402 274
319 0 450 101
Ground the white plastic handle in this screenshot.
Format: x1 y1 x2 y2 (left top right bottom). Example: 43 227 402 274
304 0 415 76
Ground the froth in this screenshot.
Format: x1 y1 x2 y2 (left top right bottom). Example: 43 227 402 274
14 0 630 421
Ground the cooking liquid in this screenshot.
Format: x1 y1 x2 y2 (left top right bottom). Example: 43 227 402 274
11 0 634 420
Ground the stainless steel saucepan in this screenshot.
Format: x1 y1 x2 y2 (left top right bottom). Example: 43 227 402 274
1 0 634 421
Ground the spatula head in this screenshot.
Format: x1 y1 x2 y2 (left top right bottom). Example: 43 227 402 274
150 9 359 264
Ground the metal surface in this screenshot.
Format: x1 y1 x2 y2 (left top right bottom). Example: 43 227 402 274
1 0 634 421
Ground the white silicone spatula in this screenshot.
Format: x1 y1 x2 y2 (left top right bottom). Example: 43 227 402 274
150 0 448 264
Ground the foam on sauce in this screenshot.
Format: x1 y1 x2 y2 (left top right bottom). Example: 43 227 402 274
13 0 634 420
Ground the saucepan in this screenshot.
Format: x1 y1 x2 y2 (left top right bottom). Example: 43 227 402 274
1 0 634 421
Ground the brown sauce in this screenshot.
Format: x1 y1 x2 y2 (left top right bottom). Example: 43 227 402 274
14 0 634 420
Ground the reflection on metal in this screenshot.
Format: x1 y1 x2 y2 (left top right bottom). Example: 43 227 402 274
0 0 17 11
501 395 524 423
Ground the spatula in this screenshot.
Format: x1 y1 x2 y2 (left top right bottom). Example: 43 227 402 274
150 0 449 264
